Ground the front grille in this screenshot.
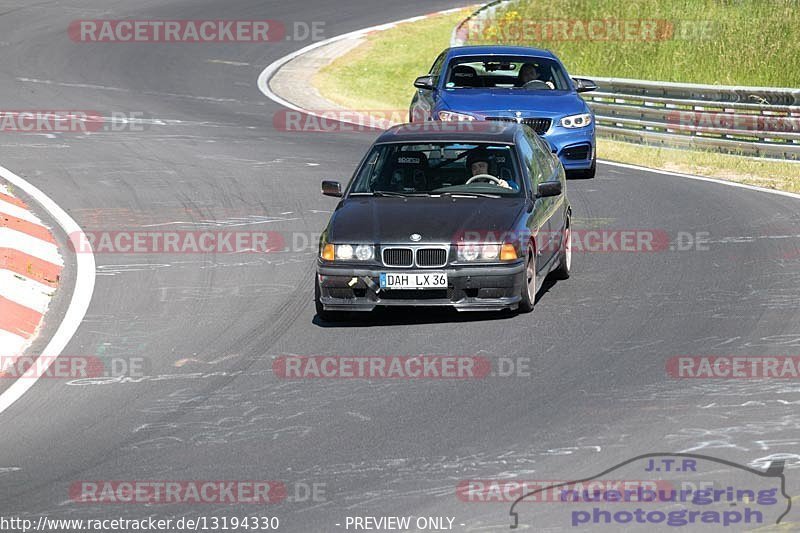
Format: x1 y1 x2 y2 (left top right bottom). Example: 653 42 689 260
486 117 551 135
416 247 447 267
382 247 413 267
382 246 448 267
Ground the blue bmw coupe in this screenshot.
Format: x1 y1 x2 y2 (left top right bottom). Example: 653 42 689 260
409 45 598 178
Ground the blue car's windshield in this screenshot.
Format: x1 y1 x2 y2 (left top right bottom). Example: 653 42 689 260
349 142 524 197
445 55 570 90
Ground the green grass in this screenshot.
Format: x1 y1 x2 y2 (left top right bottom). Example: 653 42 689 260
473 0 800 86
313 5 800 193
315 9 469 111
599 139 800 192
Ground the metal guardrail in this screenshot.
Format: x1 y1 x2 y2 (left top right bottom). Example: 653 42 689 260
451 1 800 160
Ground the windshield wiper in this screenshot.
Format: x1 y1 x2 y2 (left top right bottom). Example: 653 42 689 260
371 191 428 198
436 191 501 199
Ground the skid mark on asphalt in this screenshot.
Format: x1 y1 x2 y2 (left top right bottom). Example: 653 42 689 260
94 255 310 275
156 283 296 302
140 214 298 228
16 77 268 106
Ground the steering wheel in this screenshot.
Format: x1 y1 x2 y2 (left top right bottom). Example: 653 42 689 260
523 79 552 90
466 174 503 186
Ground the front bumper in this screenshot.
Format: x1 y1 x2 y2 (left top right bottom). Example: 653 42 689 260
317 260 526 312
545 125 596 171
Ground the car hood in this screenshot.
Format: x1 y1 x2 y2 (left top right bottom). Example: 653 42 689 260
439 89 587 117
328 197 526 244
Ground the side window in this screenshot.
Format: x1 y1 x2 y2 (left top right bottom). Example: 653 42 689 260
522 132 546 186
429 52 446 78
517 135 540 190
529 132 557 181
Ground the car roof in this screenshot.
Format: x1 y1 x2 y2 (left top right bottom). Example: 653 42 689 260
446 45 556 59
375 121 521 144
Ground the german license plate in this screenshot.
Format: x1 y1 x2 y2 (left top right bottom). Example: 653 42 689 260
380 272 447 289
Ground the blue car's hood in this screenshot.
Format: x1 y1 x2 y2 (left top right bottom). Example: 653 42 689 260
439 89 587 117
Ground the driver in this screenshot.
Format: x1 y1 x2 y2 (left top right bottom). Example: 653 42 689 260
466 149 511 189
517 63 555 89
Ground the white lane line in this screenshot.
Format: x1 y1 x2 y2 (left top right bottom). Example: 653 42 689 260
0 269 54 314
0 228 63 265
598 160 800 201
0 165 96 415
257 8 800 205
257 7 467 113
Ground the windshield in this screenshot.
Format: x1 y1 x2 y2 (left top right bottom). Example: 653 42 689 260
349 142 524 197
445 55 570 90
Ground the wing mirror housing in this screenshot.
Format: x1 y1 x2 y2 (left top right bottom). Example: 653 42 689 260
573 77 598 93
536 181 562 198
414 75 436 90
321 180 342 197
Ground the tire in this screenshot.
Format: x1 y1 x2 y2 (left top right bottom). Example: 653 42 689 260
577 157 596 179
518 250 536 313
552 222 572 280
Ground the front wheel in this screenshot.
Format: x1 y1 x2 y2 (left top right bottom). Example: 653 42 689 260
518 251 536 313
573 157 596 179
552 223 572 280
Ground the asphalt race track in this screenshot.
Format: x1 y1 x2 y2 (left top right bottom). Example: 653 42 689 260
1 1 799 531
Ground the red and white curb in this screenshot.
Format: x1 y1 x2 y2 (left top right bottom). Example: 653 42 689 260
0 182 63 356
0 165 94 415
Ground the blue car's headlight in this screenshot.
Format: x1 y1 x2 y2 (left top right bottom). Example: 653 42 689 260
560 113 593 129
438 110 476 121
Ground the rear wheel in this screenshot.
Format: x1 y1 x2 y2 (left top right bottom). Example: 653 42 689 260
552 222 572 280
518 250 536 313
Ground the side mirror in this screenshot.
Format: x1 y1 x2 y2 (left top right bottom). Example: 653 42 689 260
573 77 598 93
321 180 342 197
536 181 562 198
414 75 436 90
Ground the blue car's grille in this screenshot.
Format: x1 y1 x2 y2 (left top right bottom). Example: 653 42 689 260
486 117 551 135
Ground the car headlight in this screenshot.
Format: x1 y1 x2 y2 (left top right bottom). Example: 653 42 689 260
354 244 374 260
457 243 517 261
560 113 593 129
438 110 476 121
321 243 374 261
